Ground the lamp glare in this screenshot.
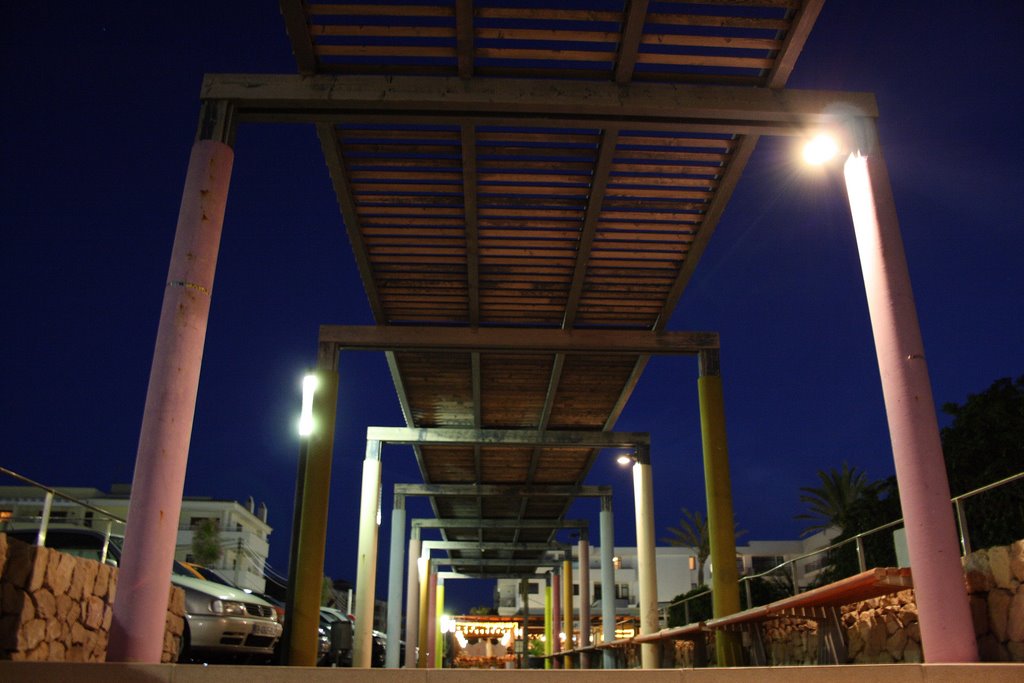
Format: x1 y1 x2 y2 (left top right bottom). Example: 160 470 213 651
803 134 839 165
298 373 318 437
616 454 632 466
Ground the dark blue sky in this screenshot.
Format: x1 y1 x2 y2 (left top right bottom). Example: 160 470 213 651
3 2 1022 611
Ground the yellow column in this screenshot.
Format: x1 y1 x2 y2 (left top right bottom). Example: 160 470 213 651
417 553 429 667
435 580 445 668
698 349 743 666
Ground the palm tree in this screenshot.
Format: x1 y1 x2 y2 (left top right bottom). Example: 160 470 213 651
796 462 876 536
661 508 710 585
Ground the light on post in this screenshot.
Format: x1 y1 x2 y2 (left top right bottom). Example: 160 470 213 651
802 133 840 166
298 373 319 437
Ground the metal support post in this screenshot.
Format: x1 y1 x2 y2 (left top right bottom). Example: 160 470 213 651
417 551 429 667
404 527 421 668
632 445 661 669
107 103 235 663
697 349 743 666
544 575 553 669
385 493 406 668
599 496 616 669
551 566 561 668
844 119 977 662
288 362 340 665
562 553 574 668
577 530 591 668
36 491 54 547
435 578 445 668
353 439 383 667
426 565 438 668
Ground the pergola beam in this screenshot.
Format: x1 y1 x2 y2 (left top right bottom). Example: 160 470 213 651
322 325 718 355
202 74 878 134
368 427 648 448
422 541 562 552
396 484 611 498
413 518 588 530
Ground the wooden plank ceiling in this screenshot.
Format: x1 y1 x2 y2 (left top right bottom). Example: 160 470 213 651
279 0 822 578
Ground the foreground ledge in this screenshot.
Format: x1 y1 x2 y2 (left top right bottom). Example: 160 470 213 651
1 662 1022 683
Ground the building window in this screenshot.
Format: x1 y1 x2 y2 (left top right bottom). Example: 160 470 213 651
527 583 539 595
594 583 602 600
572 583 579 596
688 556 696 571
615 584 629 600
612 556 621 570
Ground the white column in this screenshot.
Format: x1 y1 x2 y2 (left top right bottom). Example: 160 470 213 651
385 494 406 668
844 121 977 662
404 528 421 668
632 447 660 669
599 497 616 669
352 439 383 667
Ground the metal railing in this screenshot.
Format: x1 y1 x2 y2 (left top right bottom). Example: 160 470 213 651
0 466 126 564
661 470 1024 625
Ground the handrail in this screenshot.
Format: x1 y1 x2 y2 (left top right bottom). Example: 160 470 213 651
661 470 1023 624
0 466 126 524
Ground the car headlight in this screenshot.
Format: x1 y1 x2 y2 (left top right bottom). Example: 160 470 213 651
210 599 248 616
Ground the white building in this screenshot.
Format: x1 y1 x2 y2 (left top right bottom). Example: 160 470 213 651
0 484 273 592
496 531 837 619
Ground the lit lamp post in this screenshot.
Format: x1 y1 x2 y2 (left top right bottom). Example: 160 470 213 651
281 373 317 665
803 120 978 663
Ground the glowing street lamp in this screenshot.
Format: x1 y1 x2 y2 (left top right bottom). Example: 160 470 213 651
801 132 839 165
298 373 319 437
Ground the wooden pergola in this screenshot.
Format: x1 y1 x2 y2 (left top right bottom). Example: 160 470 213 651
105 0 979 671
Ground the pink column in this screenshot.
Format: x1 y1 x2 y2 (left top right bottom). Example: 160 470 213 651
844 136 977 663
426 567 438 668
551 569 561 668
107 139 233 662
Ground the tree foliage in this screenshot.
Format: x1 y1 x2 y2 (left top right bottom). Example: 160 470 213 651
795 462 877 537
191 518 222 566
941 375 1024 549
660 507 746 587
660 508 710 586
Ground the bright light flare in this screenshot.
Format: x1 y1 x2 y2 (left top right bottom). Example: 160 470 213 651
298 373 319 437
616 454 633 466
803 133 839 165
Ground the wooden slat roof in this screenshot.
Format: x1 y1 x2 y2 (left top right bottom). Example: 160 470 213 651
276 0 825 578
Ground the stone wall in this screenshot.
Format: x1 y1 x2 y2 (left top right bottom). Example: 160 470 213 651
0 533 185 662
762 538 1024 665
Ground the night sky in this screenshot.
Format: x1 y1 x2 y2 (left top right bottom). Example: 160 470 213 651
3 2 1022 612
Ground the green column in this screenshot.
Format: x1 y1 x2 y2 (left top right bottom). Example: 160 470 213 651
289 360 339 665
697 349 743 666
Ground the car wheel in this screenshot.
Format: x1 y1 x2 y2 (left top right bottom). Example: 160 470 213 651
177 623 192 663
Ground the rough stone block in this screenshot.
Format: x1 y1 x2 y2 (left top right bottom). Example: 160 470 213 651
988 587 1013 642
19 619 45 651
2 582 25 615
79 559 98 597
971 594 990 635
65 559 85 600
2 540 34 589
84 595 104 630
1011 540 1024 582
0 614 20 650
990 545 1014 590
1008 587 1024 642
102 604 112 632
1008 639 1024 662
964 549 995 593
903 638 922 663
48 640 65 661
978 632 1010 662
0 534 7 576
32 589 56 620
45 619 60 642
26 548 48 593
885 627 907 659
70 622 88 645
93 564 109 599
